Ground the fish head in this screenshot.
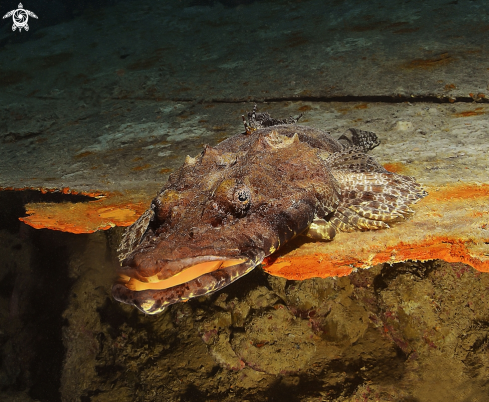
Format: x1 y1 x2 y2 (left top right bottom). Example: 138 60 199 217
113 129 340 314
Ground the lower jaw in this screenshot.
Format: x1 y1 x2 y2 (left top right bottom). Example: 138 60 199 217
119 257 248 292
112 252 265 314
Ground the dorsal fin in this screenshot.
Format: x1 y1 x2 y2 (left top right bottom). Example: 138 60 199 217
338 128 380 152
242 104 303 135
324 147 387 174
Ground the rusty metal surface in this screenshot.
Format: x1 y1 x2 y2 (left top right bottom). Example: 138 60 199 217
2 101 488 277
1 0 489 276
0 0 488 103
3 101 489 192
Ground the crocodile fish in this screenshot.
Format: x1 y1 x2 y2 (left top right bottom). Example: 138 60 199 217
113 107 426 314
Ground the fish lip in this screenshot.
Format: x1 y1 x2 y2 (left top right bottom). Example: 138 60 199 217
112 250 265 315
118 254 247 283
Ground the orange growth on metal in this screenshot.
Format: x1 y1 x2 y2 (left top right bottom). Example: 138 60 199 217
452 108 486 117
383 162 408 174
263 253 355 280
18 189 151 234
263 183 489 280
11 183 489 279
402 53 455 69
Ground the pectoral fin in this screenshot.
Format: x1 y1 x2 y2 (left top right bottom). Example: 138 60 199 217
117 207 155 262
305 218 336 241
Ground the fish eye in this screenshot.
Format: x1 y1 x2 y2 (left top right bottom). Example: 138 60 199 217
232 185 251 216
237 189 249 203
211 180 252 218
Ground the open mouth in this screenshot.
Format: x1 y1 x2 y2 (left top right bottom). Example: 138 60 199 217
113 251 266 314
118 257 248 291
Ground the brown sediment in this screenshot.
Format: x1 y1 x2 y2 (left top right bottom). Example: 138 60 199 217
383 162 408 174
452 109 485 117
428 183 489 200
392 27 420 34
132 164 152 171
74 151 95 159
402 53 455 69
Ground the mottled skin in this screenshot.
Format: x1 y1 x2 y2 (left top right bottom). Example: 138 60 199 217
113 108 426 314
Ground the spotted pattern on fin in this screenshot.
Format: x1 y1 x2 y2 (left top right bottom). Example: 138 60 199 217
338 128 381 152
117 207 155 262
242 104 303 135
307 141 426 239
324 147 387 174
